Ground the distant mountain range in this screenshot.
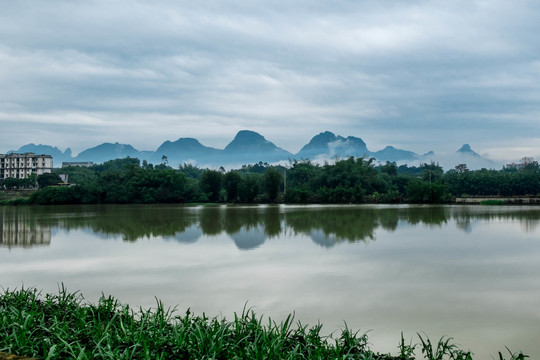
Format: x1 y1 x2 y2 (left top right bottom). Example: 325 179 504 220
7 130 500 170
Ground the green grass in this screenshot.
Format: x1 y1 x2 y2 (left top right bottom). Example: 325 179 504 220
0 198 30 205
0 287 529 360
0 190 34 205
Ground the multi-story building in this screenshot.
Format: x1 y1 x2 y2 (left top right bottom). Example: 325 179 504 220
0 153 53 179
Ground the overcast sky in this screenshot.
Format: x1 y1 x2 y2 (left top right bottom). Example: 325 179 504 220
1 0 539 160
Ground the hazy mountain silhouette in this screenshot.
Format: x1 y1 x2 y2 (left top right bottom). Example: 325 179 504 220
8 143 73 165
457 144 480 157
223 130 292 163
371 146 419 162
153 138 221 166
6 131 500 170
297 132 419 162
452 144 495 168
296 131 369 159
413 144 497 170
75 142 146 163
296 131 339 158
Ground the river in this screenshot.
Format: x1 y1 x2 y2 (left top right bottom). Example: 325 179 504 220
1 204 539 358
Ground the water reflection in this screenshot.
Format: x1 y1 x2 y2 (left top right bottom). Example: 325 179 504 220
0 207 52 248
1 205 539 249
1 204 539 358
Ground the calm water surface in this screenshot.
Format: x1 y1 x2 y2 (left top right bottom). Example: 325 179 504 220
1 204 539 358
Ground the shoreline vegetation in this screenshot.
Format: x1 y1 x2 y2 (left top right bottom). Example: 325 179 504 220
0 287 528 360
1 157 539 206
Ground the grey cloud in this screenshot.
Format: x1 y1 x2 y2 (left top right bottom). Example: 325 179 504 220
1 0 540 159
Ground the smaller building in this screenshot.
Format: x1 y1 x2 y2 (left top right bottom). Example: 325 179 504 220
0 153 53 179
62 161 94 168
504 162 525 171
59 174 69 183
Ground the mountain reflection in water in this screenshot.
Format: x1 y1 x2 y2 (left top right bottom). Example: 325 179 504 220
1 204 539 249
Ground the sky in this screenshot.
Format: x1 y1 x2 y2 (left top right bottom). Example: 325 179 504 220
1 0 540 161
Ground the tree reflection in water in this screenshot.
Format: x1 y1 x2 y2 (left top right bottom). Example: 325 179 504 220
1 205 539 249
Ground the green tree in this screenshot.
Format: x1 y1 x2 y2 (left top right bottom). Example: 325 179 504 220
200 170 222 202
93 158 140 173
238 174 260 203
406 179 449 203
37 173 62 188
151 169 189 203
23 173 38 188
142 160 154 170
520 157 540 173
224 171 242 202
179 163 203 179
29 186 80 205
381 161 398 176
263 168 282 202
421 162 444 182
54 166 97 185
3 177 25 190
454 163 469 173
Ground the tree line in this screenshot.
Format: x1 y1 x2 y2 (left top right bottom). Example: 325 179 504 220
1 156 539 205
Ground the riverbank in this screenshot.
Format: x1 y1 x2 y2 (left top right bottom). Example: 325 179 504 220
3 192 540 206
0 287 528 360
455 196 540 204
0 190 34 204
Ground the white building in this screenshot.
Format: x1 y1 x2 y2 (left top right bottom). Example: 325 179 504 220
62 161 94 167
0 153 53 179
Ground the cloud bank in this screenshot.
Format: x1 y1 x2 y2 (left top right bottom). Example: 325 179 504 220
1 0 539 161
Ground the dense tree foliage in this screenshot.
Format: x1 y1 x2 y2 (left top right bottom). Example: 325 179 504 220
37 173 62 188
263 168 283 202
3 156 539 205
238 174 261 203
1 176 33 190
0 173 37 190
199 170 223 202
224 171 242 202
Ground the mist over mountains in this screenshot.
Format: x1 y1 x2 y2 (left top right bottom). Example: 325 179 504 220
8 130 500 170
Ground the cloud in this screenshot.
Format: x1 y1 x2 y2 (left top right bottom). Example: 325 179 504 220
1 0 540 160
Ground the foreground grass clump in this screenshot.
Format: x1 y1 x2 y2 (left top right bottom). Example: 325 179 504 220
0 288 528 360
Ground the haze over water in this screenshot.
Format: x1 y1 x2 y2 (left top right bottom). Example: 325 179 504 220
1 204 539 358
